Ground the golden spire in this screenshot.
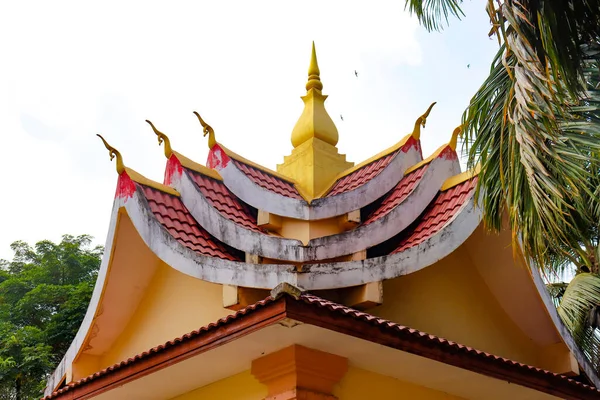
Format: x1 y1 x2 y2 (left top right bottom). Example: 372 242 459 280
290 42 338 148
146 120 173 158
193 111 216 149
97 134 125 174
411 102 437 140
449 125 463 150
306 41 323 92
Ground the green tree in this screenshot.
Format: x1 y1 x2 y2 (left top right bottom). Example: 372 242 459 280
0 235 102 399
404 0 600 372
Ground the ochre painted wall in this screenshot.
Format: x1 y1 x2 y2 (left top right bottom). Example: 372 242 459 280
170 370 266 400
99 260 233 370
374 245 541 367
333 367 465 400
169 367 463 400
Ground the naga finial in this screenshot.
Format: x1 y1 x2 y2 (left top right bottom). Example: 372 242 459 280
411 102 437 140
97 134 125 174
146 120 173 158
193 111 216 149
449 125 463 150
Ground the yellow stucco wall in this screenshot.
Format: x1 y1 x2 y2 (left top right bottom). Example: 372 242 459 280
170 367 463 400
100 260 233 370
334 367 465 400
373 245 541 367
171 370 266 400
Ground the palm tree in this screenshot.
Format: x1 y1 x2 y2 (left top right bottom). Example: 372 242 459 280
405 0 600 371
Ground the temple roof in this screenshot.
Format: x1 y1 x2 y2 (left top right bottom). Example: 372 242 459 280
43 290 600 400
43 43 600 398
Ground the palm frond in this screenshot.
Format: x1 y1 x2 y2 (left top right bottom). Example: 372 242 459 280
558 273 600 369
404 0 465 32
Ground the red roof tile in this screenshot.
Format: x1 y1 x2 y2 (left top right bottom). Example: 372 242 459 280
327 151 397 197
139 184 241 261
326 136 421 197
391 178 477 254
363 166 429 225
186 170 264 233
44 291 599 400
233 160 303 200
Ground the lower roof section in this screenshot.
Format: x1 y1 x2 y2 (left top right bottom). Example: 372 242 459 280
43 291 599 400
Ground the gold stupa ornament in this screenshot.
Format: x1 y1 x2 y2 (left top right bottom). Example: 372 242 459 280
290 42 339 148
278 42 353 199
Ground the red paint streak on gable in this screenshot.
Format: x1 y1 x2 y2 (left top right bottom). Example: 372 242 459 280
401 136 422 157
164 154 183 186
115 172 136 200
438 145 458 161
207 144 230 170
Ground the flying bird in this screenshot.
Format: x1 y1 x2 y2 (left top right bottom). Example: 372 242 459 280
355 70 358 78
340 115 344 121
467 64 470 69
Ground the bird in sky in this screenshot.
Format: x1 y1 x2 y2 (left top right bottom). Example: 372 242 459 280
354 70 358 78
467 64 470 68
340 115 344 121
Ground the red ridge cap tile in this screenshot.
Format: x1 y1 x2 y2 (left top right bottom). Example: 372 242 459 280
391 178 477 254
138 184 241 261
233 160 303 200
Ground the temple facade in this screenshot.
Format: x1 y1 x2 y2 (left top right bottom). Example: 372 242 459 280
43 43 600 400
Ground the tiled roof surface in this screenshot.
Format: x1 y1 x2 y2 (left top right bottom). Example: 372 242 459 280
363 166 429 225
139 184 241 261
327 151 397 197
233 160 303 200
187 170 264 233
44 291 599 400
391 178 477 254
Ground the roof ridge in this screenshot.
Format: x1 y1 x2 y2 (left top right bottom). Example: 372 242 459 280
127 168 180 196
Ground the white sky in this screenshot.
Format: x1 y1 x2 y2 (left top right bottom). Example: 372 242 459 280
0 1 497 260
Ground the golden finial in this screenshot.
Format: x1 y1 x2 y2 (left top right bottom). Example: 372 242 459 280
411 102 437 140
449 125 463 150
306 41 323 92
96 134 125 174
146 120 173 158
193 111 216 149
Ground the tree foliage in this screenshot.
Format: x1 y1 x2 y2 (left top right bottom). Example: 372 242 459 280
0 235 102 400
405 0 600 376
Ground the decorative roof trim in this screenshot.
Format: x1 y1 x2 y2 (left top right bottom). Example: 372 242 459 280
405 143 455 175
125 167 180 197
172 151 222 181
220 145 295 184
44 293 600 400
441 164 481 191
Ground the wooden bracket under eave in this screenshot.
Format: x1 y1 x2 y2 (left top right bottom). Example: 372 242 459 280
339 209 360 231
223 285 270 311
258 210 282 231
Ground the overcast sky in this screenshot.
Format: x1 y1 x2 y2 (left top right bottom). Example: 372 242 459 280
0 1 497 260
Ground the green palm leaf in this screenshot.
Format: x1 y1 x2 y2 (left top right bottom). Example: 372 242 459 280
557 273 600 369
